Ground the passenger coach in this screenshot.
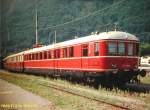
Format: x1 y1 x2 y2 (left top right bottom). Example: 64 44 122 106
3 31 146 85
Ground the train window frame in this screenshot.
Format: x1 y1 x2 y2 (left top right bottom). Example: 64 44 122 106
63 48 67 58
118 42 125 55
36 53 38 60
54 49 60 59
57 49 60 58
135 43 139 56
27 54 29 60
47 50 51 59
29 54 31 60
128 43 133 56
108 42 117 55
26 55 28 61
25 55 27 61
82 44 88 57
40 52 42 60
44 51 47 59
16 56 18 62
24 55 26 61
32 53 34 60
54 50 56 59
94 42 99 56
25 55 28 61
69 46 74 57
30 54 32 60
28 54 30 60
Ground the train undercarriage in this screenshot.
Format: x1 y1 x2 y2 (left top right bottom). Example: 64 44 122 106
23 68 146 89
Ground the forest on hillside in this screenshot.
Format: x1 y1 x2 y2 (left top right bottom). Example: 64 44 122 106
1 0 150 56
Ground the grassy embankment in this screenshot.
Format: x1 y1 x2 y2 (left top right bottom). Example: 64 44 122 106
0 70 149 110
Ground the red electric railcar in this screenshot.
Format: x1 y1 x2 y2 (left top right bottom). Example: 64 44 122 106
3 31 146 85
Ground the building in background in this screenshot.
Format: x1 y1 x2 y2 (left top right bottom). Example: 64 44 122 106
141 56 150 67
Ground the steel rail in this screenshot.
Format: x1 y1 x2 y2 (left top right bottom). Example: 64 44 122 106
39 82 131 110
0 70 132 110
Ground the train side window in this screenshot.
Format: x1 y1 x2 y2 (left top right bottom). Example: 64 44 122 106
26 54 29 60
15 56 18 62
118 42 125 55
27 55 28 60
128 43 133 56
26 55 28 60
13 57 14 62
69 47 74 57
94 42 99 56
57 49 60 58
28 54 30 60
82 44 88 56
48 51 51 59
32 53 34 60
36 53 38 60
63 48 67 58
20 56 22 62
29 54 31 60
54 50 57 59
19 56 20 62
108 42 117 55
54 49 60 59
135 43 139 56
18 56 19 62
25 55 27 61
30 54 32 60
24 55 26 61
17 56 18 62
19 55 21 62
40 52 42 59
44 51 47 59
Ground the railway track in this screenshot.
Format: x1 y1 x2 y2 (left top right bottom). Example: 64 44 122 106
38 80 132 110
122 83 150 93
0 70 146 110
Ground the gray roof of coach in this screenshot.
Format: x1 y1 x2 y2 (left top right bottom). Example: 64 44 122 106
4 31 139 59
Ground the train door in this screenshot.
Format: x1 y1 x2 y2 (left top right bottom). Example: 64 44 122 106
22 54 25 72
54 49 60 75
81 44 89 70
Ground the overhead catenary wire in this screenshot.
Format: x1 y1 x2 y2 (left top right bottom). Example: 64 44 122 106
10 12 150 32
10 13 149 33
6 13 149 40
7 0 126 34
38 0 126 31
9 0 150 33
4 0 150 51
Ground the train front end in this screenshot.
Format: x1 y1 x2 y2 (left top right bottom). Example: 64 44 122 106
99 32 146 84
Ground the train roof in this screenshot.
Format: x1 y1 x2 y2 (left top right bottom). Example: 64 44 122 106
4 31 139 59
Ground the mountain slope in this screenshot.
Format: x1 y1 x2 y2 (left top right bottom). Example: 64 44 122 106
1 0 150 55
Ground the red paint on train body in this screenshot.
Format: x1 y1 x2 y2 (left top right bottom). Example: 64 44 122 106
3 31 143 83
